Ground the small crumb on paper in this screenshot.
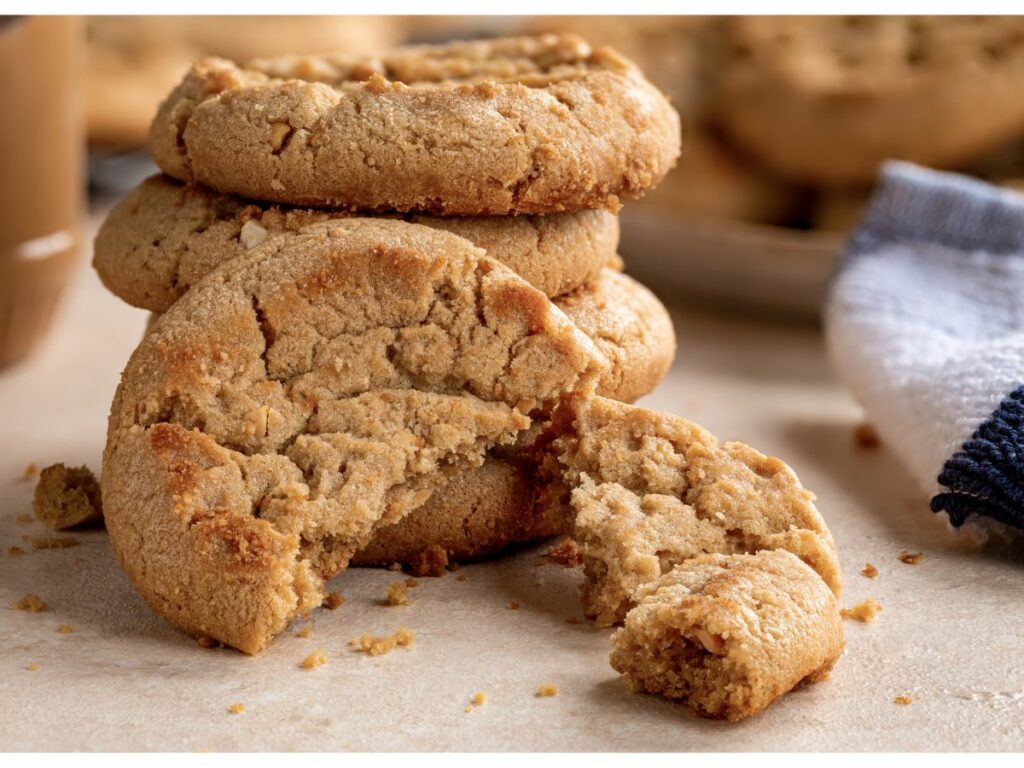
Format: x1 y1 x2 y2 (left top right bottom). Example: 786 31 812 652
227 703 245 714
31 536 79 550
197 636 220 649
300 649 327 669
296 625 313 638
12 594 47 612
350 627 415 656
386 582 412 606
545 538 583 567
899 551 923 565
854 423 881 449
409 545 448 577
57 624 74 634
536 683 559 697
26 663 39 672
22 463 39 480
322 591 345 610
841 599 882 623
507 601 520 610
894 695 913 705
861 563 878 578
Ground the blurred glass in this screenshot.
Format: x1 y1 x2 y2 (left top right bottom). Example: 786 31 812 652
0 16 84 366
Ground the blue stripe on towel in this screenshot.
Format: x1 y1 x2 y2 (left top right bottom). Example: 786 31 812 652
931 385 1024 529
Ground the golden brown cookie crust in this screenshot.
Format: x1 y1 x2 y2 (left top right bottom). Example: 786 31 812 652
149 35 681 214
610 551 844 721
555 269 675 404
548 395 841 626
715 17 1024 184
93 175 620 312
102 218 605 653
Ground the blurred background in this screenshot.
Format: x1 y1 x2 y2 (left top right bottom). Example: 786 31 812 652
4 15 1024 365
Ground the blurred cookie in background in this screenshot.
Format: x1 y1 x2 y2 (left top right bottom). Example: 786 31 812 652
86 16 401 149
713 16 1024 185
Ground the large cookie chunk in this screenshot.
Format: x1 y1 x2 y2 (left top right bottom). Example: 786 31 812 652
102 219 605 653
549 395 840 626
610 551 844 721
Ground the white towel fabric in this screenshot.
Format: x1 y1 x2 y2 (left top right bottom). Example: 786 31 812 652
825 162 1024 537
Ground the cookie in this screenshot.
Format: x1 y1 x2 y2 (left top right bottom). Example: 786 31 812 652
87 16 400 146
714 17 1024 185
352 455 571 567
554 270 675 403
547 395 840 627
149 34 681 214
102 218 605 653
93 175 620 312
610 550 844 721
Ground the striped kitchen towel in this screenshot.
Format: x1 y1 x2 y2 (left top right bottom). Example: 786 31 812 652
825 161 1024 538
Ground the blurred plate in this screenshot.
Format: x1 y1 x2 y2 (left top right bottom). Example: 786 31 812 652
620 208 845 320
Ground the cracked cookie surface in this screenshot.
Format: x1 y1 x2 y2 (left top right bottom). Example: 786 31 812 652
548 395 840 626
610 550 844 721
149 34 681 214
102 218 605 653
94 175 621 312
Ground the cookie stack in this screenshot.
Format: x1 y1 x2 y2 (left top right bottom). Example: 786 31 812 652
92 34 845 721
94 35 679 568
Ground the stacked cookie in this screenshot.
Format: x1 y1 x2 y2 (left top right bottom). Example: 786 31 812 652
93 34 845 721
94 35 678 567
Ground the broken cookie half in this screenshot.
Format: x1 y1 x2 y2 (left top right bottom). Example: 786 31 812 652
548 394 841 627
102 219 606 653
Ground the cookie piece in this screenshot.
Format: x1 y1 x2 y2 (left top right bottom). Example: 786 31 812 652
93 175 620 312
555 270 675 403
102 219 605 653
352 455 571 566
150 34 681 214
715 17 1024 184
33 464 103 530
610 550 844 721
548 395 840 626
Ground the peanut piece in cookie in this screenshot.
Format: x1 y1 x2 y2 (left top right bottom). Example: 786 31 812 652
610 550 844 721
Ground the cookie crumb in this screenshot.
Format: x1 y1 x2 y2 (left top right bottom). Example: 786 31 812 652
22 462 39 480
32 464 103 530
409 545 448 577
16 513 33 525
300 649 327 669
545 538 583 567
456 574 467 582
861 563 878 578
26 663 39 672
31 536 79 550
196 636 220 649
841 599 882 623
536 683 559 697
854 423 881 449
507 601 520 610
227 703 245 714
894 695 913 705
12 594 47 612
57 624 74 634
386 581 412 606
296 625 313 638
8 546 24 556
322 591 345 610
899 551 923 565
472 691 486 706
350 627 415 656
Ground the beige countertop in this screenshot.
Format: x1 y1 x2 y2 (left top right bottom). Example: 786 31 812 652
1 222 1023 751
